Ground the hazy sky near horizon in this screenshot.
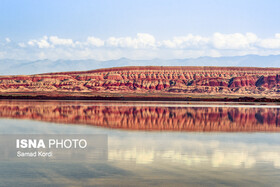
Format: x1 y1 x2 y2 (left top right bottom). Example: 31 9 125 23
0 0 280 60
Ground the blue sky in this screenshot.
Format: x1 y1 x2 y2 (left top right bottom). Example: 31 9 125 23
0 0 280 60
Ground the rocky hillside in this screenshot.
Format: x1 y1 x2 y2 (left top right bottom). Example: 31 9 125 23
0 66 280 98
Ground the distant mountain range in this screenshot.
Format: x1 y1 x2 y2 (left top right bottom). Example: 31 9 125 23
0 54 280 75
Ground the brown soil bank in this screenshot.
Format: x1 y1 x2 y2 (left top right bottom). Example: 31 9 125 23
0 66 280 101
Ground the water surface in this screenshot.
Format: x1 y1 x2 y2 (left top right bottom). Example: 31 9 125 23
0 100 280 132
0 100 279 186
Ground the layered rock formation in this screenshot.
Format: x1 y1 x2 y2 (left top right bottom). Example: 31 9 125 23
0 66 280 98
0 101 279 132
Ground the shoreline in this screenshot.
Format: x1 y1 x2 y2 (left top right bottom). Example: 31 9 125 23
0 94 279 102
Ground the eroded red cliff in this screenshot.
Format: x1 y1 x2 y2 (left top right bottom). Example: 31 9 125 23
0 66 280 97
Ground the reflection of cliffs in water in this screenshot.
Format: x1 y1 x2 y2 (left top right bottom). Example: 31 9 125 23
0 101 279 132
